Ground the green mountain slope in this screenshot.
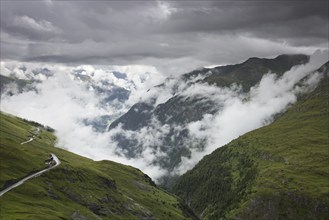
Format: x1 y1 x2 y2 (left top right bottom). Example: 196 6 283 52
109 54 309 188
173 63 329 219
0 113 196 220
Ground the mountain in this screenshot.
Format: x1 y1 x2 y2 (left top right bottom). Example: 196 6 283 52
1 55 327 219
172 62 329 219
108 54 310 186
0 112 197 219
185 54 308 91
0 64 138 132
0 75 35 96
111 54 309 130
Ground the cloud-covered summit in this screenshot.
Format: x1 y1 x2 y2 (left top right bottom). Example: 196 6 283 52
1 0 328 74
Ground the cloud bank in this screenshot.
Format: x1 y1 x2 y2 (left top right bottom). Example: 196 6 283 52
174 50 328 174
1 51 327 181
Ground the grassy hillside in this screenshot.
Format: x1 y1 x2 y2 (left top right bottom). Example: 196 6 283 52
173 64 329 219
108 54 309 189
0 112 196 220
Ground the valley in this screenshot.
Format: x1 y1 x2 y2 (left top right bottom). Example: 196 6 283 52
1 1 328 219
0 112 196 219
0 55 328 220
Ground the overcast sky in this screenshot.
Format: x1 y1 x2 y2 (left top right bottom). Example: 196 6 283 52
1 0 328 75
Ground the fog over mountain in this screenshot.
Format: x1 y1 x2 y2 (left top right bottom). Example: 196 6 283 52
1 51 327 181
1 2 329 220
0 1 328 181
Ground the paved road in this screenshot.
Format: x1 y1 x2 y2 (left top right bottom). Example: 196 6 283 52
0 153 61 197
20 127 40 145
20 138 34 145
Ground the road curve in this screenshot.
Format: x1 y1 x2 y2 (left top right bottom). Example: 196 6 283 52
20 127 40 145
0 153 60 197
20 138 34 145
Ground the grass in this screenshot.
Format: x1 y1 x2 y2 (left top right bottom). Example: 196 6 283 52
173 73 329 219
0 112 195 219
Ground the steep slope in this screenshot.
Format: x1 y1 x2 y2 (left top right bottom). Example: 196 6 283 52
111 54 309 130
108 54 310 186
200 54 308 90
173 62 329 219
0 112 196 220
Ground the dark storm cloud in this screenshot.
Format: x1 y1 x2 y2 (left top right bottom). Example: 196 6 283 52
0 0 328 74
161 1 328 40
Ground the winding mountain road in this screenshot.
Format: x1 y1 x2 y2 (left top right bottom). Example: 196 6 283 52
20 127 40 145
0 153 60 197
20 138 34 145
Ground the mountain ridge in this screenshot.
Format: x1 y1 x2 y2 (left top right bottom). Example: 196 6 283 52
183 54 309 90
0 55 327 219
107 54 317 188
172 61 329 219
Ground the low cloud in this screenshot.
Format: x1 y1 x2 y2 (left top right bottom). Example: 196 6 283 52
0 60 172 179
174 50 328 174
0 51 327 181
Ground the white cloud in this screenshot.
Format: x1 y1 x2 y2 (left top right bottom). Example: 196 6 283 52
0 50 327 181
0 60 169 180
173 50 327 175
